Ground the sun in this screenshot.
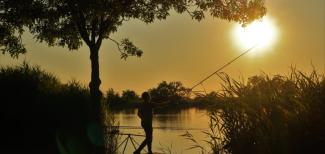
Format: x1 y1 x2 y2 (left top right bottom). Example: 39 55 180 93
233 16 278 52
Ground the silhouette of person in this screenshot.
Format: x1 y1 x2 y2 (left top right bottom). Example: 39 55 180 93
134 92 169 154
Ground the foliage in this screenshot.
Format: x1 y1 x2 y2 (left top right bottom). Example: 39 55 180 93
105 81 198 111
0 0 34 57
102 101 119 154
106 88 122 106
0 63 118 153
1 0 266 58
150 81 191 103
105 89 141 109
193 91 223 108
121 89 141 103
1 3 266 151
184 69 325 154
105 81 223 110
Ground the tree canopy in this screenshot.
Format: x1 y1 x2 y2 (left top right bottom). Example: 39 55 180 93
150 81 190 102
1 0 266 58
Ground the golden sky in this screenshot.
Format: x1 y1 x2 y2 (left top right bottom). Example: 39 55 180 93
1 0 324 93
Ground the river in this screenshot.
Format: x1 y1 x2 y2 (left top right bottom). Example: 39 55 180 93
112 108 211 154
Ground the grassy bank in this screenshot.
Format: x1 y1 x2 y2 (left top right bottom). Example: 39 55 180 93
186 69 325 154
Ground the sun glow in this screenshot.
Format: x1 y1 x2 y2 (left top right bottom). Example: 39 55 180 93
233 17 278 52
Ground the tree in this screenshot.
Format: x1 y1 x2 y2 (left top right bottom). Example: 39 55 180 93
121 89 141 104
106 89 141 107
106 88 122 106
150 81 191 103
1 0 266 102
193 91 222 107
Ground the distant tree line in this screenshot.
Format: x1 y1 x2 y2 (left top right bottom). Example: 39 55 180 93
105 81 223 110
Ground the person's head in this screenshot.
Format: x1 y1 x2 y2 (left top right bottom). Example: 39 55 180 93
141 92 151 103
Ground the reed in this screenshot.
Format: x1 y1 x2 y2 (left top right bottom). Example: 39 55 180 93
184 68 325 154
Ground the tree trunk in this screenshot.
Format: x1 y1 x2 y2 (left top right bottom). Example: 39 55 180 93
89 45 105 153
89 45 102 118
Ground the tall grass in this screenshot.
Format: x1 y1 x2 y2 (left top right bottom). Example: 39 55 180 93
185 68 324 154
0 62 118 154
102 102 119 154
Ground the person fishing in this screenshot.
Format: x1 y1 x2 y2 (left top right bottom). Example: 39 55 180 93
134 92 169 154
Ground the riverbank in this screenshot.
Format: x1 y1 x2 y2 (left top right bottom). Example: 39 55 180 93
1 63 324 154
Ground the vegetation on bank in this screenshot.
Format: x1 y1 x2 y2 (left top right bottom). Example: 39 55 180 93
184 69 325 154
106 81 222 110
1 63 324 154
0 63 117 154
0 62 216 153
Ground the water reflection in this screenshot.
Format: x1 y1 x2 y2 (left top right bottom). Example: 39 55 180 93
112 108 210 153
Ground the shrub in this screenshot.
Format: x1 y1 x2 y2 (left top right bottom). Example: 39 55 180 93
0 63 118 153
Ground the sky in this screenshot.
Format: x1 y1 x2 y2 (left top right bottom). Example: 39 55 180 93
0 0 324 94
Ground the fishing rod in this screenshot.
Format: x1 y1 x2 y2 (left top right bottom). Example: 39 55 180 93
190 45 257 91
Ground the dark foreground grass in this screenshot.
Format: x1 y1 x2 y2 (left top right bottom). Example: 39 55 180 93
0 63 117 154
185 69 325 154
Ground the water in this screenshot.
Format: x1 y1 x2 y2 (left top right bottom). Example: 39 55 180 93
112 108 211 154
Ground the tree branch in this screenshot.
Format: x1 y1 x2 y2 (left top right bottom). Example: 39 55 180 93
108 37 143 60
67 0 91 46
108 36 122 53
91 18 98 44
76 9 92 46
95 17 109 50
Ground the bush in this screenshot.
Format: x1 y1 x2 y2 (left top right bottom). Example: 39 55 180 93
0 63 95 153
105 89 141 109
